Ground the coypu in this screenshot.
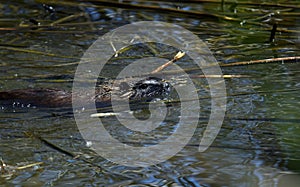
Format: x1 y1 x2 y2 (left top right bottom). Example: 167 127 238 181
0 77 170 109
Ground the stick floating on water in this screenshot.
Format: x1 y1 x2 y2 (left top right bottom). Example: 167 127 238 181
151 51 185 74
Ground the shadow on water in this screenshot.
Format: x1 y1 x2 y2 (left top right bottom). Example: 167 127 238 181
0 0 300 186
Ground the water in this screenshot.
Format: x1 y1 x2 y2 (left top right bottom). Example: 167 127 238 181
0 0 299 186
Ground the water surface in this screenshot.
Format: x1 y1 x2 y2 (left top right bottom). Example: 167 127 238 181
0 0 299 186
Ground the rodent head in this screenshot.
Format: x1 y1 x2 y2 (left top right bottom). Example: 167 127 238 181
129 77 170 101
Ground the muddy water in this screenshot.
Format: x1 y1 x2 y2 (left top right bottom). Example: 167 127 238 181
0 1 299 186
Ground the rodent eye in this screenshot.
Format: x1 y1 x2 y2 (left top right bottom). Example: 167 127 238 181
140 84 148 89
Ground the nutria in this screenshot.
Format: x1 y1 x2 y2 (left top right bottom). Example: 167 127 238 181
0 77 170 109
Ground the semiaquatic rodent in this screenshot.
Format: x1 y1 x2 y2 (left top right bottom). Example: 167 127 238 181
0 77 170 108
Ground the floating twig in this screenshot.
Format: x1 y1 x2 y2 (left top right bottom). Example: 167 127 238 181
151 51 185 74
191 74 250 78
220 56 300 67
90 112 121 118
16 162 43 170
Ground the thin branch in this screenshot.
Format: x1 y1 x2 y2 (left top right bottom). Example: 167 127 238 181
191 74 250 78
151 51 185 74
220 56 300 67
16 162 43 170
147 56 299 77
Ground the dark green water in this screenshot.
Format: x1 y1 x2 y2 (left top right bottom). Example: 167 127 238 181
0 0 299 186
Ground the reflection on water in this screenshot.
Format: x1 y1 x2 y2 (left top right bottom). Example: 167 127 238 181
1 0 299 186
